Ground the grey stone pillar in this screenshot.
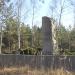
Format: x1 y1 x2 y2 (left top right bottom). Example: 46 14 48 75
42 16 53 55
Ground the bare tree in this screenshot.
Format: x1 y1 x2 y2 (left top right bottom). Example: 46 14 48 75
58 0 66 53
70 0 75 28
52 0 66 54
0 0 8 53
68 25 72 51
0 24 2 54
31 0 44 47
0 0 4 54
31 0 35 47
17 0 23 49
17 0 20 49
49 0 58 18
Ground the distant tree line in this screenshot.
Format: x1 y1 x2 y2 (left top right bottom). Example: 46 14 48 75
57 25 75 55
0 17 42 54
0 15 75 55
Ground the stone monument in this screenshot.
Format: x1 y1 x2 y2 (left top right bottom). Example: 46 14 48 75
42 16 58 55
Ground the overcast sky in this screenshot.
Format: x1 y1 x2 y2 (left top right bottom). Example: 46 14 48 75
10 0 74 29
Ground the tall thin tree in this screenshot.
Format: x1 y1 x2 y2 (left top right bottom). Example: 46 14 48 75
70 0 75 29
31 0 35 47
58 0 66 54
17 0 22 49
0 0 4 54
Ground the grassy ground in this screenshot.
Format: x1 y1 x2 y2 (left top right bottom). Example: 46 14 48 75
0 66 74 75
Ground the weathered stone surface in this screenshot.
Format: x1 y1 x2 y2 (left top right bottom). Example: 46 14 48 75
42 16 58 55
42 16 53 55
51 18 58 55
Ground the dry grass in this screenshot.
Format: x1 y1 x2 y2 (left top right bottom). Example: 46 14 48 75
0 66 74 75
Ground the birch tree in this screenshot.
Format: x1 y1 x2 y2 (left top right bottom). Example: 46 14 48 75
70 0 75 28
0 0 10 53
